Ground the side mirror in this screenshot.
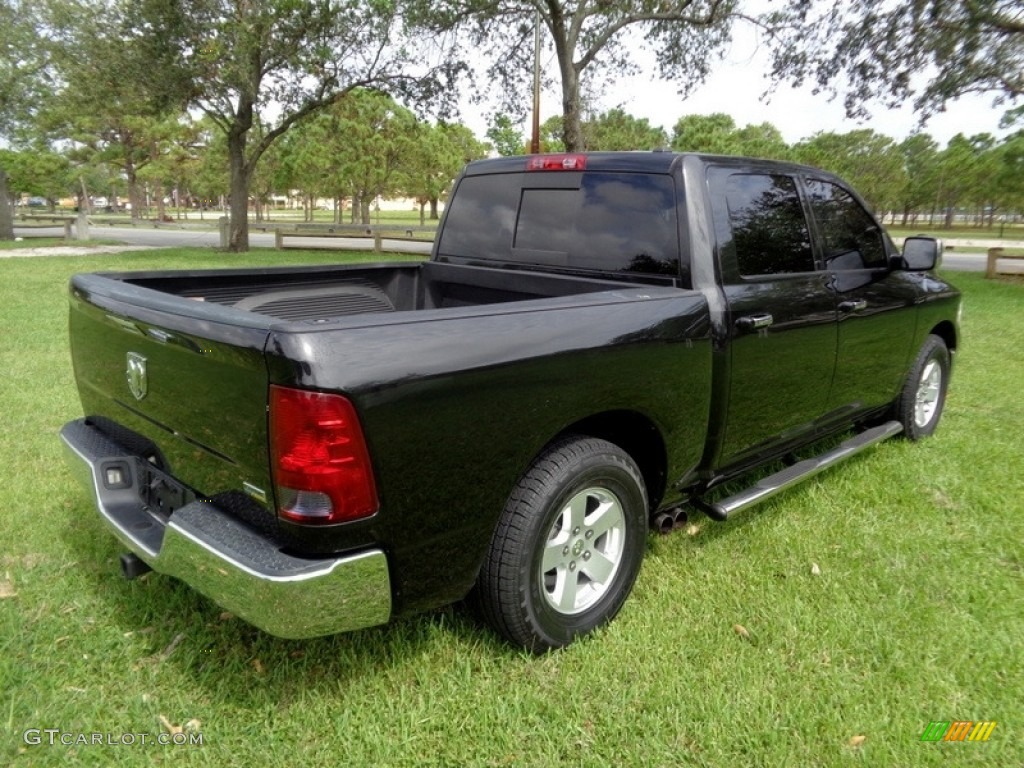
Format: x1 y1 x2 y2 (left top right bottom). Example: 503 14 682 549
898 236 943 271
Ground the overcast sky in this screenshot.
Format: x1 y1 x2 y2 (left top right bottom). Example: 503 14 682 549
461 14 1013 148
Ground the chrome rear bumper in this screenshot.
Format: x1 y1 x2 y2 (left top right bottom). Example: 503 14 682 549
59 418 391 639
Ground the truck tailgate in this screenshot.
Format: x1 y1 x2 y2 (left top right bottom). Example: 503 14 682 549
67 274 274 509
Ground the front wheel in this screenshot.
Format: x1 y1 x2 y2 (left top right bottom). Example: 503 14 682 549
475 436 648 652
895 334 950 440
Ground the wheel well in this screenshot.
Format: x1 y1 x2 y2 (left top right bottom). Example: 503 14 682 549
556 411 668 510
930 320 958 353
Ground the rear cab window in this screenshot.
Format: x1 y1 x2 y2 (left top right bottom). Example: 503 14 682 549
437 170 684 284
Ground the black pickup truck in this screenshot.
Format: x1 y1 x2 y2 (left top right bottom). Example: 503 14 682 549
60 152 960 651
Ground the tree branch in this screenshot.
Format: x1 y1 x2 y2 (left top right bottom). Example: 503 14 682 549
577 0 725 73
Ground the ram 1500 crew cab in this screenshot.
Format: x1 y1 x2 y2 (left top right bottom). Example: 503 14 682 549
60 153 960 651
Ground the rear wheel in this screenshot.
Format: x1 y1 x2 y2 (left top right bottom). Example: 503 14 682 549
475 436 648 652
895 335 950 440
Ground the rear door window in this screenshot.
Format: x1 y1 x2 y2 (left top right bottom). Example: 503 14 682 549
709 170 816 277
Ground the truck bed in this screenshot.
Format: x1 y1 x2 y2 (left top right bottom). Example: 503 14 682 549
117 260 642 323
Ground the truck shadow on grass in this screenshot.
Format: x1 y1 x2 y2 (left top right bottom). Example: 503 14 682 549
64 515 521 701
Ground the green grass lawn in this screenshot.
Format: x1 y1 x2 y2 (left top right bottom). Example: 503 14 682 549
1 251 1021 766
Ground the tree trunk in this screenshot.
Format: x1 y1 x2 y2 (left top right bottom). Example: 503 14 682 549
419 200 425 226
0 166 14 241
155 183 167 221
430 197 439 220
547 10 584 152
123 147 143 222
79 177 92 214
227 127 251 252
360 197 371 226
558 63 583 151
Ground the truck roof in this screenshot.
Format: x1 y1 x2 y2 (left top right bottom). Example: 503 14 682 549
463 152 823 177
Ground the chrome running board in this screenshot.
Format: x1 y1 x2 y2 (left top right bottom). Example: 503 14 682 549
694 421 904 521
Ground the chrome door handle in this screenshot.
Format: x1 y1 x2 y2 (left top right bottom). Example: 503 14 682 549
838 299 868 313
736 313 774 331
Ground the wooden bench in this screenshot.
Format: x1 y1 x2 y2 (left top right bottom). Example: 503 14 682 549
986 247 1024 278
17 214 77 241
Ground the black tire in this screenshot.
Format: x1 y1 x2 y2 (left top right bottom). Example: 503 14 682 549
895 334 950 441
475 435 648 653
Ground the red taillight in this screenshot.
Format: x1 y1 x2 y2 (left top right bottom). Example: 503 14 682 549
526 154 587 171
269 386 379 525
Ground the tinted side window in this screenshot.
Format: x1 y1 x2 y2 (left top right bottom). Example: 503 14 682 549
437 172 680 278
720 173 815 276
806 180 887 269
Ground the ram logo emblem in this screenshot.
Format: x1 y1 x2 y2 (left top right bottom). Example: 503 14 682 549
126 352 148 401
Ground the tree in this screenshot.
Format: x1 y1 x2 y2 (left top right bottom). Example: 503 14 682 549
37 1 190 219
406 122 487 222
134 117 202 221
144 0 459 251
769 1 1024 125
540 115 566 152
334 91 420 225
172 118 231 217
280 90 421 225
436 0 739 151
274 123 330 222
932 135 979 228
486 114 525 157
671 114 788 159
792 130 905 214
897 134 940 226
0 148 72 210
248 122 287 223
0 0 51 239
732 122 789 161
962 135 1002 227
995 132 1024 217
671 113 738 153
582 108 667 150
